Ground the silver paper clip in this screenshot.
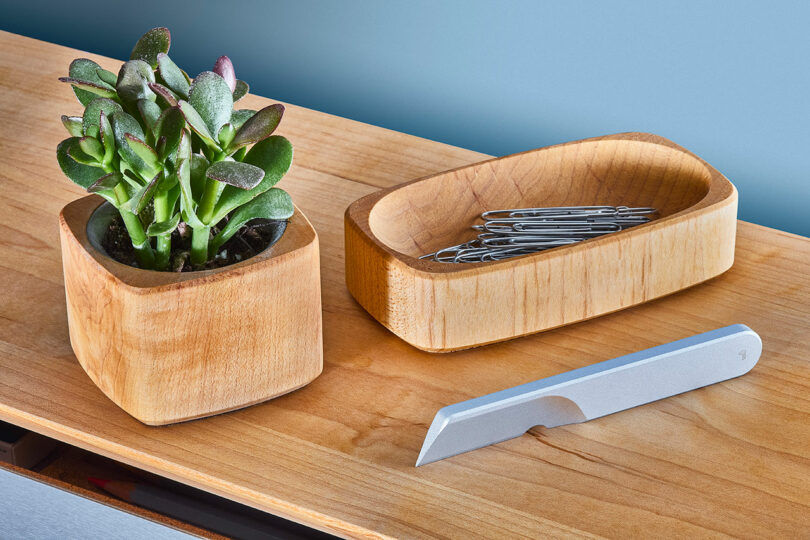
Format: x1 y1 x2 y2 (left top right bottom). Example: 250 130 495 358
421 205 657 263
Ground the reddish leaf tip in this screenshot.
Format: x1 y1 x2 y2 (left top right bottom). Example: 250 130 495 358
213 55 236 93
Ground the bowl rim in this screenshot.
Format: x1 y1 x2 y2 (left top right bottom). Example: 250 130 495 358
60 194 319 293
345 132 736 277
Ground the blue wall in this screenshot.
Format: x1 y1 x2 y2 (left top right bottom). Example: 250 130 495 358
3 1 808 235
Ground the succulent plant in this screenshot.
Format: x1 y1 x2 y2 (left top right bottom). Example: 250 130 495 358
57 27 294 271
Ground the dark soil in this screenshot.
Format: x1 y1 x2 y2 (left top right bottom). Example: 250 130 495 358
102 215 287 272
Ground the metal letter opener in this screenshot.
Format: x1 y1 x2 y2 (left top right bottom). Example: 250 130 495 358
416 325 761 466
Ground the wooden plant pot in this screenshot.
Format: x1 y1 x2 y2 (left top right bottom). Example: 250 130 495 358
59 196 323 425
345 132 738 352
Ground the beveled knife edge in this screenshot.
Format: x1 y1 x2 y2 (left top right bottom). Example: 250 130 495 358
416 324 762 466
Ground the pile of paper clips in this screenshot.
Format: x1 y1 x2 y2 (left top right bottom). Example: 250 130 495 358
420 205 657 263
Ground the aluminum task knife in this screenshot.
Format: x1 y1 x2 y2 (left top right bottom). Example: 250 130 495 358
416 324 761 466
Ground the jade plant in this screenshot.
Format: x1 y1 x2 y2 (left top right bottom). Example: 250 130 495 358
57 27 294 271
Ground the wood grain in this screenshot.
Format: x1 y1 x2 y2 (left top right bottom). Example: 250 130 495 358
59 196 323 425
0 30 809 538
346 132 738 351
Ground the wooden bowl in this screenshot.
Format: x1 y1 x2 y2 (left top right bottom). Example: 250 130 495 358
345 132 737 352
59 195 323 425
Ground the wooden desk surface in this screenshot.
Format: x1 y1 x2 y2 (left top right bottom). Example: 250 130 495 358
1 31 809 538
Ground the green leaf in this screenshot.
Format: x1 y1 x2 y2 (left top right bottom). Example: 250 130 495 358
81 97 123 138
170 127 192 168
232 79 249 102
180 207 201 229
218 123 235 148
176 158 204 228
95 190 120 206
99 111 115 165
59 77 118 101
69 87 98 107
116 60 155 103
230 109 256 132
125 134 161 173
190 154 209 202
211 136 293 222
96 68 118 87
79 137 104 161
189 71 233 140
205 160 264 190
61 115 83 137
154 106 185 160
66 139 98 166
69 59 113 87
244 135 293 179
149 82 178 107
167 182 181 212
87 171 123 193
231 147 247 161
156 53 190 98
137 99 162 134
146 212 181 236
111 110 148 175
111 110 145 140
156 167 179 193
121 168 142 189
177 100 217 147
226 104 284 153
122 172 161 213
65 58 116 105
155 136 167 162
56 138 106 189
130 27 171 68
210 188 293 252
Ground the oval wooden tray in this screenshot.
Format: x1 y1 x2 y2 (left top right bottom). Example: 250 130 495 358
345 132 738 352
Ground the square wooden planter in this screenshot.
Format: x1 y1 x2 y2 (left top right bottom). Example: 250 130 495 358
59 195 323 425
345 132 738 352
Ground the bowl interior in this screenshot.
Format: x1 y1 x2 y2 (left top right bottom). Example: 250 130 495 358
368 138 713 260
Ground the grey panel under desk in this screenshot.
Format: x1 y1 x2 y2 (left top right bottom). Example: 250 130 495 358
0 467 194 539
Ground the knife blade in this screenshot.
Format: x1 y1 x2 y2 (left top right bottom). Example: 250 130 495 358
416 324 761 466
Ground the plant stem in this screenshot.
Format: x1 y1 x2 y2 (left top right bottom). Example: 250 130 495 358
188 153 226 268
197 178 226 226
152 189 171 271
113 183 154 269
190 226 211 268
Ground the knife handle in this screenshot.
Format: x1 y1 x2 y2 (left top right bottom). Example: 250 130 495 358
437 325 761 439
417 325 762 466
550 324 762 422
